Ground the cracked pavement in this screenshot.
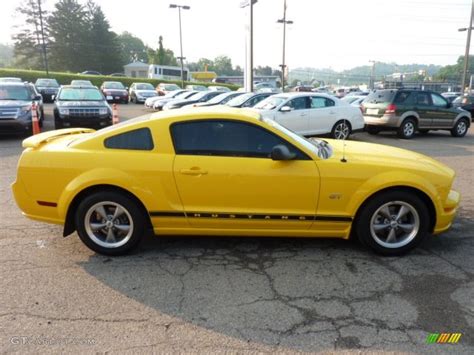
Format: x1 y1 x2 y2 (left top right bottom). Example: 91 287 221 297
0 104 473 353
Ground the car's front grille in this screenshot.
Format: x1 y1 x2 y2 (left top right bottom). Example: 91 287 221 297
69 108 100 117
0 108 19 119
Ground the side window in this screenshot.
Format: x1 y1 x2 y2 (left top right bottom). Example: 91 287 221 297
416 92 431 106
325 98 335 107
287 97 309 110
310 97 326 108
171 120 309 159
431 93 448 107
104 128 154 151
394 92 415 104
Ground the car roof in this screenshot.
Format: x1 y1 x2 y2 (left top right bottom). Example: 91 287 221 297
273 92 335 99
61 85 99 89
0 82 28 87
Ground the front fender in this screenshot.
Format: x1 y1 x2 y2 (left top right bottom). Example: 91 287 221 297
56 168 154 220
346 171 442 217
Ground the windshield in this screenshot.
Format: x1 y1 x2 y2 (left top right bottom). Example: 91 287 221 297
453 96 472 105
226 92 253 107
254 96 286 110
176 91 196 99
365 90 396 104
0 85 31 100
136 84 154 90
187 91 209 100
162 84 180 91
207 92 234 104
263 118 333 159
36 79 59 87
58 88 103 101
103 82 125 89
71 80 93 86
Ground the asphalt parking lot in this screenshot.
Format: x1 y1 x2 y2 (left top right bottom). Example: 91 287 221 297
1 103 473 353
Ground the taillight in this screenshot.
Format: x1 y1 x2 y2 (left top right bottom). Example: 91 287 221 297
385 103 397 114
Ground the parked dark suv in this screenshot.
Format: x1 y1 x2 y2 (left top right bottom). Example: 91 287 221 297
54 86 112 129
452 94 474 117
0 82 43 135
362 89 472 138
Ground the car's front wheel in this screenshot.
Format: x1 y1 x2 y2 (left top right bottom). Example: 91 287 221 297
75 191 145 255
355 190 429 256
451 118 469 137
331 120 352 139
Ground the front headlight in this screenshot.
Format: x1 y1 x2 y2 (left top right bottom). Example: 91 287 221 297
19 105 32 114
99 108 108 115
59 108 69 115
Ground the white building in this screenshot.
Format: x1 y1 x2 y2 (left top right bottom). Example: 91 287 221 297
148 64 190 81
123 61 149 78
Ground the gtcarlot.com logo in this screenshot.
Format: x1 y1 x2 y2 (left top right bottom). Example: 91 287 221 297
10 336 96 346
426 333 462 344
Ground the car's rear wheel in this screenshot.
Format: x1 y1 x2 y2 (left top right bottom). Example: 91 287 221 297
451 118 469 137
75 191 145 256
397 118 417 139
355 190 429 256
331 120 352 139
366 125 381 135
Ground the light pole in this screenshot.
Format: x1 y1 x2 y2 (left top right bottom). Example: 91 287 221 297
277 0 293 92
459 0 474 93
170 4 190 88
369 60 376 90
240 0 257 92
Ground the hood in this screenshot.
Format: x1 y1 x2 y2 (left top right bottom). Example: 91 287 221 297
0 100 32 107
328 139 454 177
57 101 107 107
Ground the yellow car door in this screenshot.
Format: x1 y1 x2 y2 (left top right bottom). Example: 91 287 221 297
171 119 319 230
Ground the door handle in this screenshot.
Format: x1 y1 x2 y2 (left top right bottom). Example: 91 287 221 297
180 168 208 176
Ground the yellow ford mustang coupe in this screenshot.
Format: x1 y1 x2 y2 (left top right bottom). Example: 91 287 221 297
12 107 459 256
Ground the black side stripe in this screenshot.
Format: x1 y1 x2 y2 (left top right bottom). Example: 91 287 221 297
149 211 352 222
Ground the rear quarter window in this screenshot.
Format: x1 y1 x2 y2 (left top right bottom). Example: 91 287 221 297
104 128 154 150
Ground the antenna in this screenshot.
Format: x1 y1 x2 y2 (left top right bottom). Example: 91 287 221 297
340 118 348 163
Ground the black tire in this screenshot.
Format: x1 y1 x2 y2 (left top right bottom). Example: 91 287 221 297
367 125 381 135
75 191 145 256
450 118 469 137
354 190 430 256
331 120 352 139
397 118 417 139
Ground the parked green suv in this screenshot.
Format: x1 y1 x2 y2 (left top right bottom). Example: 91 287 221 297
362 89 471 139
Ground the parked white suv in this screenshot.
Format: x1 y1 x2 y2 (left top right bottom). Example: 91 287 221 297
252 93 364 139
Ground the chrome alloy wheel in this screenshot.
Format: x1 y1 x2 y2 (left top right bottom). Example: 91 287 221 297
84 201 134 248
456 120 467 135
334 122 350 139
370 201 420 249
403 121 415 137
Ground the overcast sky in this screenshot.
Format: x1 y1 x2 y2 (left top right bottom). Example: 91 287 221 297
1 0 472 70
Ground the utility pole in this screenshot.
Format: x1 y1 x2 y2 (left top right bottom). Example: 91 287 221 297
459 0 474 93
277 0 293 92
369 60 376 90
241 0 257 92
37 0 49 75
170 4 190 88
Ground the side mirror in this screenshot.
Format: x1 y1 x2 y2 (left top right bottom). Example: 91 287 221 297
271 145 296 161
125 86 129 90
280 106 292 112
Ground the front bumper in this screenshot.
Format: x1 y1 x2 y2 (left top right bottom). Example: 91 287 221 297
433 189 460 234
58 115 112 128
0 119 31 134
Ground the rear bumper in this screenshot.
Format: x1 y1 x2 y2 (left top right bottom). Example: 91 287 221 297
433 189 460 234
364 114 401 128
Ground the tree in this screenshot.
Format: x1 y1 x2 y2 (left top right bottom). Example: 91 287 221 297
11 0 48 70
84 1 123 73
0 44 14 67
435 56 474 81
255 65 273 76
117 32 147 63
147 36 177 66
48 0 89 72
213 55 234 76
